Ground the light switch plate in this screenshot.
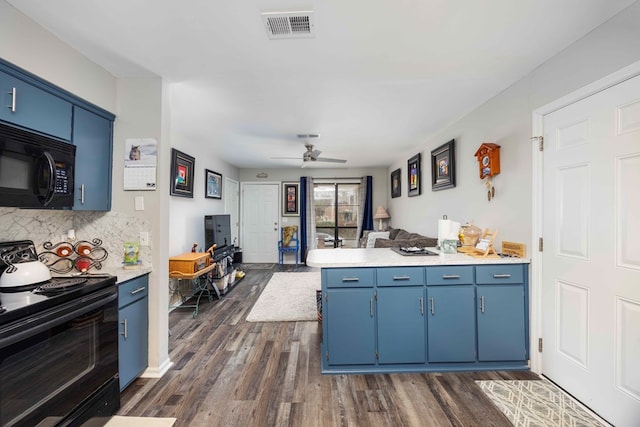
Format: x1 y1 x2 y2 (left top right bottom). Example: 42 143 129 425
135 196 144 211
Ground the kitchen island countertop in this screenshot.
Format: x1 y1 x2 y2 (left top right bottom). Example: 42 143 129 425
307 247 530 268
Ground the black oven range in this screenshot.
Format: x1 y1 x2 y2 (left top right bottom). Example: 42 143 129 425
0 240 120 427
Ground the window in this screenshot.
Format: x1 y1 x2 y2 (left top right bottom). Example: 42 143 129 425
314 182 360 248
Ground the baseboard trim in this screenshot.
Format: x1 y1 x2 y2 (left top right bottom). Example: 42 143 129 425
141 358 173 379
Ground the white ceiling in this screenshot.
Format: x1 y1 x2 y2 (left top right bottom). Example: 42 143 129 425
7 0 635 169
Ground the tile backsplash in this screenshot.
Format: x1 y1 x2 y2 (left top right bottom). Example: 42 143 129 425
0 208 151 270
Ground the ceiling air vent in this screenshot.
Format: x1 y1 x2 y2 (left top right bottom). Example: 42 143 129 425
261 10 315 39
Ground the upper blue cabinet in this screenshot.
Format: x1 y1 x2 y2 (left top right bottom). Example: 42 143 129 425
73 107 113 211
0 69 73 140
0 59 115 211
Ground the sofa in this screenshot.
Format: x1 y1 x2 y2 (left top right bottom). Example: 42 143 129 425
359 227 438 248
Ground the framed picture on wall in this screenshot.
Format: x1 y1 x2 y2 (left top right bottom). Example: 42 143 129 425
205 169 222 199
391 168 401 198
282 182 300 216
170 148 195 198
431 139 456 191
407 154 421 197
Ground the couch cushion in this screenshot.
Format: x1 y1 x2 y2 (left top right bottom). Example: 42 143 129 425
394 229 414 240
366 231 390 248
387 227 401 240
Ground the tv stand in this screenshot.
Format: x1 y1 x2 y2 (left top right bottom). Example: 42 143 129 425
213 245 234 262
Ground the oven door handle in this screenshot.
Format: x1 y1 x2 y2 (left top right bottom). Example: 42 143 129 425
0 288 117 349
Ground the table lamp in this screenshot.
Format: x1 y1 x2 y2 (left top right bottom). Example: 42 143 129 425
373 206 390 231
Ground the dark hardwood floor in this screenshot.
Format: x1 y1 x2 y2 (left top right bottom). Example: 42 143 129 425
119 263 539 426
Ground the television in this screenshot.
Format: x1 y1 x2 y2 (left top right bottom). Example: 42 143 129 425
204 214 232 260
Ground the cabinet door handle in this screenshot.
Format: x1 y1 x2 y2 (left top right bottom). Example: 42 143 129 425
130 286 146 295
393 275 411 281
370 298 374 317
8 87 16 112
419 297 424 315
342 277 360 282
480 295 485 313
429 297 435 315
442 275 460 279
120 318 128 338
80 184 85 205
492 274 512 278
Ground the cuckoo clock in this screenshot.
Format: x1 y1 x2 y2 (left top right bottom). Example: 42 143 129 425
474 143 501 179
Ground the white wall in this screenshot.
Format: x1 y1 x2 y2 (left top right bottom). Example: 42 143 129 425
169 129 240 256
387 1 640 253
0 2 116 113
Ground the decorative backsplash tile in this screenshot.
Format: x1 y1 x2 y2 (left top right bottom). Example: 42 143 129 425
0 208 151 270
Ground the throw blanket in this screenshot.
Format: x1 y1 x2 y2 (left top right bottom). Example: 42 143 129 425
283 225 298 246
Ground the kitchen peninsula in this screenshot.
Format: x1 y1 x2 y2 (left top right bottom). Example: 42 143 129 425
307 248 531 375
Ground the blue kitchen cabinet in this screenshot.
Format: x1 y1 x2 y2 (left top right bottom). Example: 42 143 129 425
320 263 529 374
325 287 376 366
0 69 73 140
72 107 113 211
476 264 528 362
118 274 149 391
377 286 426 364
426 285 476 362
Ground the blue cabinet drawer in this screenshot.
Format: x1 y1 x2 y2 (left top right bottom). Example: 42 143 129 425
377 267 424 286
118 275 149 308
476 264 524 284
325 268 374 288
426 266 474 285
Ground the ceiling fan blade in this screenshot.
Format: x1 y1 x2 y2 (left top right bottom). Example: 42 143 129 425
316 157 347 163
271 156 301 160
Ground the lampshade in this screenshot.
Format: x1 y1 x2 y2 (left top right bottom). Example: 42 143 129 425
373 206 390 220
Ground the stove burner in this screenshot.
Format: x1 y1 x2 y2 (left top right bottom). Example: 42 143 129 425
35 278 88 294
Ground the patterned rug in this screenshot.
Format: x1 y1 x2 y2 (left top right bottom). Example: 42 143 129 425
246 272 319 322
476 380 608 427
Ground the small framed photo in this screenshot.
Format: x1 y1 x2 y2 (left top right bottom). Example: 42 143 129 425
407 154 421 197
170 148 195 198
205 169 222 199
282 182 300 216
431 139 456 191
391 168 401 198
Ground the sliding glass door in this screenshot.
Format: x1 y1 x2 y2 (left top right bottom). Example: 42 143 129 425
314 182 360 248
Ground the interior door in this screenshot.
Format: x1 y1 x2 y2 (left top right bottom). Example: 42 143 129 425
225 177 240 246
542 74 640 425
241 183 279 263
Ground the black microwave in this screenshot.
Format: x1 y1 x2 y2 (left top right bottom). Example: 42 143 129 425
0 122 75 208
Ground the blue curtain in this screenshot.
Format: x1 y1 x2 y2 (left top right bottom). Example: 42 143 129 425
300 176 308 263
362 175 373 237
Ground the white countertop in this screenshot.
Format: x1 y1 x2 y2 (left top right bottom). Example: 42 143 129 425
306 248 530 268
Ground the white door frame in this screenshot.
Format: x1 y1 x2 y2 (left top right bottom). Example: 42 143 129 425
530 59 640 374
224 177 240 246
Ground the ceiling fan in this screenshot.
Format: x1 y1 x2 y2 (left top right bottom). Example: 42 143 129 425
272 136 347 166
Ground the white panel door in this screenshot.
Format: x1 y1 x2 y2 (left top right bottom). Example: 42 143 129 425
241 183 279 263
542 74 640 425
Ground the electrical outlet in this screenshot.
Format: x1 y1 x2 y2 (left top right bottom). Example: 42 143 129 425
140 231 149 246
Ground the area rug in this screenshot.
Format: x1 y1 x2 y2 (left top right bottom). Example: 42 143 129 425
104 416 176 426
476 379 608 427
246 272 320 322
